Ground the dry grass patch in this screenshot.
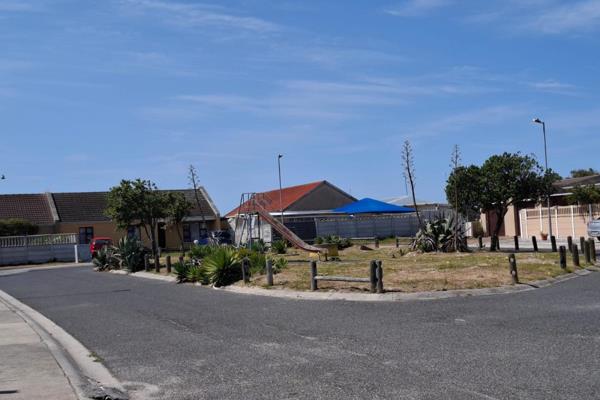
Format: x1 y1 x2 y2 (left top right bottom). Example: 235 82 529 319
247 245 574 293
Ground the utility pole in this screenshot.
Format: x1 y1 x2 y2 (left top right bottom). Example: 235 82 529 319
533 118 552 238
277 154 284 224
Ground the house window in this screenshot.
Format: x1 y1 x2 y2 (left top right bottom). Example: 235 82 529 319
183 223 191 243
127 226 140 240
79 227 94 244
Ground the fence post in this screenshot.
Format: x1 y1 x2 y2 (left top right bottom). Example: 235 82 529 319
376 260 384 294
178 255 184 265
144 254 150 272
513 236 519 252
395 237 399 248
591 239 597 263
532 236 538 252
369 260 377 293
508 253 519 284
166 255 172 274
266 258 273 286
572 244 580 267
74 245 79 263
478 236 483 250
567 236 573 253
310 261 317 291
559 246 567 270
154 254 160 273
374 237 379 249
550 235 557 252
584 240 592 265
580 237 586 254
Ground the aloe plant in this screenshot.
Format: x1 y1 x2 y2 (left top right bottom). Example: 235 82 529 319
411 215 468 253
203 247 242 287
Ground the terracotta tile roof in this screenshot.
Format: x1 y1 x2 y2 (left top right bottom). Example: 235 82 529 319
225 181 325 217
0 194 55 225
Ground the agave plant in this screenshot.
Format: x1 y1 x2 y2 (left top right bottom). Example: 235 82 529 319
173 261 191 283
113 237 145 272
203 247 242 287
92 246 118 271
189 244 218 260
250 238 267 254
411 215 468 253
271 240 287 254
187 265 208 284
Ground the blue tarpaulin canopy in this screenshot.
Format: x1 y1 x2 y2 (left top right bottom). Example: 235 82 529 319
333 198 415 214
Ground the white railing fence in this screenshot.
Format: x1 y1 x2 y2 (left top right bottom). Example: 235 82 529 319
519 204 600 239
0 233 78 248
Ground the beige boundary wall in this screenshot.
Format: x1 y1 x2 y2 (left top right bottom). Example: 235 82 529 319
518 204 600 239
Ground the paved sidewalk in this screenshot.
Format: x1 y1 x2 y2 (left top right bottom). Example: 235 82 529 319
0 299 77 400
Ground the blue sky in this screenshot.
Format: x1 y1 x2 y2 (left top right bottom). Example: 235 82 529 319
1 0 599 213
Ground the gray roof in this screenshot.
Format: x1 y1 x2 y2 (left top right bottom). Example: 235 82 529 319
0 194 56 225
555 174 600 190
0 188 219 225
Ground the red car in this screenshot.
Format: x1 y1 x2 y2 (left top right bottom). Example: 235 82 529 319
90 237 113 257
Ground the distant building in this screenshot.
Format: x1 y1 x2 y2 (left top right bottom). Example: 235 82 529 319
0 189 221 249
382 196 451 213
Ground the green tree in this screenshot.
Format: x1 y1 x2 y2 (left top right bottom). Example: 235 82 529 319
570 168 598 178
105 179 169 256
478 153 556 239
165 192 193 253
567 184 600 221
445 165 483 221
0 218 38 236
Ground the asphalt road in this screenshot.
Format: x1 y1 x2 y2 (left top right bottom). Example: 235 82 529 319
1 266 600 400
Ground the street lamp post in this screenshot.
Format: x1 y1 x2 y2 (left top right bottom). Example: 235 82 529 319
533 118 552 238
277 155 284 224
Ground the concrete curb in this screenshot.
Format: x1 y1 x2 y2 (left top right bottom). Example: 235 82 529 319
0 289 128 399
107 269 177 283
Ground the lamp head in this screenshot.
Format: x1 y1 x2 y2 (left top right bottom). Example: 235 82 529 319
278 154 283 159
533 118 543 124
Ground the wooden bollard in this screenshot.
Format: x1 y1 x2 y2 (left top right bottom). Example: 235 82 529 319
144 254 150 272
374 237 379 249
266 259 273 286
376 260 384 294
154 254 160 273
559 246 567 270
567 236 573 253
551 235 557 252
508 253 519 284
513 236 519 251
395 237 399 248
496 236 501 251
591 239 597 263
478 236 483 250
572 244 580 267
241 258 249 283
310 261 317 291
532 236 538 252
369 260 377 293
580 237 586 254
178 256 184 267
489 236 496 252
166 255 172 274
584 240 592 265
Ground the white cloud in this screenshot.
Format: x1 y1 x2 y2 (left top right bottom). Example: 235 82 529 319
528 80 577 95
0 1 40 12
120 0 279 33
527 0 600 34
385 0 452 17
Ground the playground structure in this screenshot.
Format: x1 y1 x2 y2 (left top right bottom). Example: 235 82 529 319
233 193 325 255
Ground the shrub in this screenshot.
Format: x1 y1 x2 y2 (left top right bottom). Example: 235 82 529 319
203 247 242 287
187 265 208 284
411 215 468 253
315 235 352 249
270 256 288 274
0 218 38 237
271 240 287 254
93 246 118 271
189 244 218 260
173 261 191 283
114 237 145 272
250 239 267 253
314 236 324 244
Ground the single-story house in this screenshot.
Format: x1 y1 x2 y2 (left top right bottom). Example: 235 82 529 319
0 188 221 250
480 174 600 238
226 180 356 243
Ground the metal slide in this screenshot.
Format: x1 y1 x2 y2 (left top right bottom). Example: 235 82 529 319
241 197 324 254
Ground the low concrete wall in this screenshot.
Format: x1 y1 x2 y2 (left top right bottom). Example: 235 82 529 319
0 244 91 266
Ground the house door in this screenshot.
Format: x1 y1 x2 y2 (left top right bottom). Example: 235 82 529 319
158 223 167 249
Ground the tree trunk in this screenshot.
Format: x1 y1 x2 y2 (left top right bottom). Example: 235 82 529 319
492 207 507 239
